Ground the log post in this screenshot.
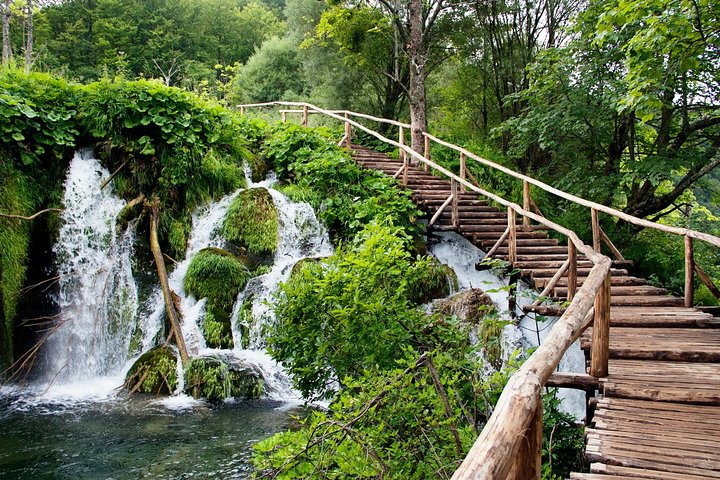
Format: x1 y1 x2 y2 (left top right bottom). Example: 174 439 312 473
149 199 189 366
508 400 542 480
302 105 308 127
281 111 287 123
344 112 351 148
523 180 530 228
590 271 611 378
240 106 245 115
591 208 601 253
423 134 430 172
508 207 517 264
399 126 406 163
685 234 694 308
459 153 466 192
451 179 459 228
567 242 577 301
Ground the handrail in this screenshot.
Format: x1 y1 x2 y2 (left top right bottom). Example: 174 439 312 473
236 101 715 479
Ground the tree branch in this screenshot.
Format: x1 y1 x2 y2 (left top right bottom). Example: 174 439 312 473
0 208 62 221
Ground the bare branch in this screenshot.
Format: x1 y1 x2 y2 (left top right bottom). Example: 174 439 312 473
0 208 63 221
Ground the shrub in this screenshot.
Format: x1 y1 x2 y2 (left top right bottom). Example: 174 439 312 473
184 355 264 401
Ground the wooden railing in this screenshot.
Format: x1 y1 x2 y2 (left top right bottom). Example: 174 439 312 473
237 101 720 479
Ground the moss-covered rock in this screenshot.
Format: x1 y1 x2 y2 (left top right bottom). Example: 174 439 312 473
204 304 234 349
124 346 179 395
222 188 278 256
184 355 264 401
433 288 495 325
409 261 459 305
249 154 270 183
184 247 250 311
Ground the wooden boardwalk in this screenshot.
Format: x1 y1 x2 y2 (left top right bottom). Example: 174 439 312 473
352 145 720 479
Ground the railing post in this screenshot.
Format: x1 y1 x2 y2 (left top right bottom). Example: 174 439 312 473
591 208 601 253
567 242 577 301
240 106 245 115
523 180 530 228
302 105 308 127
451 179 459 228
685 234 694 308
344 112 351 149
281 111 287 123
508 400 542 480
423 134 430 172
508 207 517 263
459 153 466 192
590 271 611 378
399 126 405 163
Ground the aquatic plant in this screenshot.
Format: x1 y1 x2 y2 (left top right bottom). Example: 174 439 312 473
184 356 264 401
124 346 179 395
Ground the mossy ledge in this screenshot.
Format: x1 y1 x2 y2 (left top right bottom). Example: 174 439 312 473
124 346 179 395
222 188 278 256
410 261 459 305
184 355 264 401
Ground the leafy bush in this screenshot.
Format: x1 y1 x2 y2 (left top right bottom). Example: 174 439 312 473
222 188 278 256
184 248 250 310
271 222 455 399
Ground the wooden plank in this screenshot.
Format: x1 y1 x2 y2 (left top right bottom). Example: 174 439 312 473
592 463 720 480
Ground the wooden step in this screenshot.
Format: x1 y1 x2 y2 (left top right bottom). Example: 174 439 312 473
528 267 629 278
553 285 667 297
514 260 595 270
582 327 720 362
534 276 647 288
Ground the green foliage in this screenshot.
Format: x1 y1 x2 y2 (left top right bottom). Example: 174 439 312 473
124 346 179 395
262 123 422 244
184 247 250 310
222 188 279 256
253 347 519 479
271 222 453 399
542 389 586 478
0 163 35 371
409 261 458 305
203 305 234 350
184 356 264 401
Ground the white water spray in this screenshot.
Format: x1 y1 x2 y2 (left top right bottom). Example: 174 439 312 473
39 150 138 390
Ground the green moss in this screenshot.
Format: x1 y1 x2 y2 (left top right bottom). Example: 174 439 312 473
184 247 250 311
410 261 458 305
249 154 270 183
184 355 264 401
204 305 234 349
222 188 278 256
124 346 179 395
0 165 35 372
478 317 507 370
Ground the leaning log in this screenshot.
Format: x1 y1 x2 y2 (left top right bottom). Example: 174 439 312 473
149 198 190 366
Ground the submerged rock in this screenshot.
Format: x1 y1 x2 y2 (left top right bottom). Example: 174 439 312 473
124 346 179 395
184 354 264 401
222 188 278 256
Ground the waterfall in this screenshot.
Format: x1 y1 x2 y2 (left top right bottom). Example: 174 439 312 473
38 150 138 391
429 231 586 419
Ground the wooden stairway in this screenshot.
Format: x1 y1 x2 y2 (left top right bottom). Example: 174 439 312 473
352 144 720 479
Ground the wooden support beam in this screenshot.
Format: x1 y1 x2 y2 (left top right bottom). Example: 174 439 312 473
451 180 459 228
399 126 405 163
302 105 308 127
590 272 611 378
423 134 430 172
546 372 599 390
281 111 287 123
685 234 694 308
523 180 530 228
599 226 626 261
694 262 720 300
240 106 245 115
568 242 577 301
460 153 466 193
522 305 567 316
591 208 601 253
508 401 542 480
483 227 510 259
508 207 517 263
530 258 571 307
429 194 454 227
344 112 351 148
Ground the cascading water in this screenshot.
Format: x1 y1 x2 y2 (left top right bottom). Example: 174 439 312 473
429 231 586 419
37 150 138 393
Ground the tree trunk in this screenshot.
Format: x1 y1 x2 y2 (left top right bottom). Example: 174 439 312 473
149 198 190 366
1 2 11 65
24 0 33 73
407 0 427 154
